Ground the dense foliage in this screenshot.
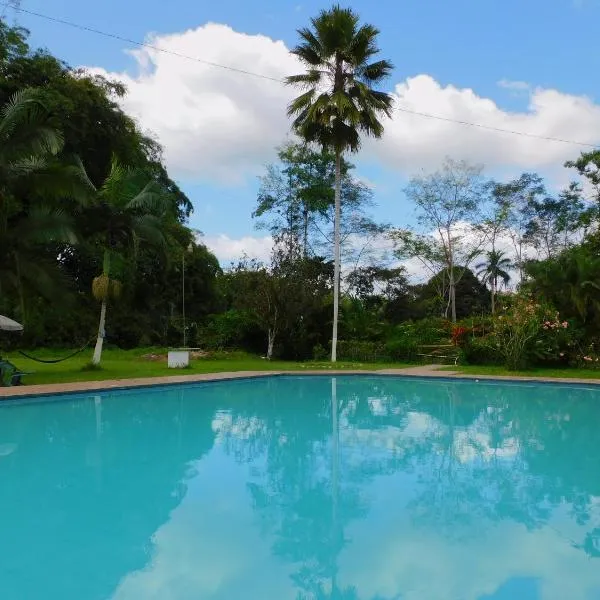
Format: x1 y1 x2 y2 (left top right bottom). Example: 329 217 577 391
2 15 599 372
0 20 216 356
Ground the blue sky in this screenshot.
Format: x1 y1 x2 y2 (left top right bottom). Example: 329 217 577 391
8 0 600 262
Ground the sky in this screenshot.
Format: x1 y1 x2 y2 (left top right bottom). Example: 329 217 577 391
6 0 600 265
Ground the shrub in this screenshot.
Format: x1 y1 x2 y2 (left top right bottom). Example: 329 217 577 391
491 296 573 370
312 344 328 360
460 336 503 366
392 317 450 345
451 326 469 346
385 338 419 362
200 310 261 351
336 340 387 362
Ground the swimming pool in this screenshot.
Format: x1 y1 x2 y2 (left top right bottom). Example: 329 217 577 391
1 375 599 599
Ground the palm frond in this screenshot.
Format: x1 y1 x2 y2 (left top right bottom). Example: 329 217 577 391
287 89 316 117
285 71 325 89
286 7 393 154
11 155 96 207
131 213 167 248
11 206 77 245
0 90 63 158
356 59 395 84
99 158 137 208
125 179 170 214
290 42 324 67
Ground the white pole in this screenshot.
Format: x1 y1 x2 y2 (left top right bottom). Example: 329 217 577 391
182 252 186 348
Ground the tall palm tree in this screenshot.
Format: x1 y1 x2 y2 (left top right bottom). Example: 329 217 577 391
0 89 90 319
89 159 171 365
475 250 512 314
286 5 393 362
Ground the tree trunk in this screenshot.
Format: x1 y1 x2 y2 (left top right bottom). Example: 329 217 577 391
92 299 107 365
449 267 457 322
14 252 26 325
266 328 275 360
491 277 496 315
446 227 457 322
303 205 309 258
331 151 342 362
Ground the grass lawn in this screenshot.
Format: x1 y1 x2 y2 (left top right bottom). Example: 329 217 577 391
443 364 600 379
2 347 410 386
5 347 600 386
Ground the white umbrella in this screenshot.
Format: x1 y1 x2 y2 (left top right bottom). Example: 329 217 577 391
0 315 23 332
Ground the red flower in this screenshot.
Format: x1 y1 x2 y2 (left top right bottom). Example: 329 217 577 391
451 326 469 346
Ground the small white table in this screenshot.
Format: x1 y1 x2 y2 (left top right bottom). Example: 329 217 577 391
167 348 192 368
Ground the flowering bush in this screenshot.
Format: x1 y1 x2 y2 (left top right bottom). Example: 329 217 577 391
451 326 470 346
491 296 573 370
573 342 600 369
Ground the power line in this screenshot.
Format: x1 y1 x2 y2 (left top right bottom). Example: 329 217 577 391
2 2 599 150
2 3 283 83
395 107 598 148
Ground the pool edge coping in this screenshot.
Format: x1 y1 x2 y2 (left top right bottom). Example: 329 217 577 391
3 365 600 400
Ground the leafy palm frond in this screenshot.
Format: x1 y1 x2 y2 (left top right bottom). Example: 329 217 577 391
285 6 394 154
125 179 170 214
11 206 77 245
0 89 63 160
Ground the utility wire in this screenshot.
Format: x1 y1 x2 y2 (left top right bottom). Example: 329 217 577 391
3 2 599 149
394 106 598 148
2 3 283 82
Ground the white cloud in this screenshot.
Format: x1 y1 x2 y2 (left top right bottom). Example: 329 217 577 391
86 24 600 185
339 508 600 600
201 233 273 264
110 452 296 600
375 75 600 173
87 23 298 183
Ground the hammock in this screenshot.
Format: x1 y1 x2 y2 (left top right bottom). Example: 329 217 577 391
18 339 93 364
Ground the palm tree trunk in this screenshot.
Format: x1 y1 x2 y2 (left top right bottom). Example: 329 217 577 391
92 299 107 365
491 277 496 315
331 151 342 362
92 251 111 366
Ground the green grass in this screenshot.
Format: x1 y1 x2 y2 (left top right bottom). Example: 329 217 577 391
7 347 600 386
442 364 600 379
3 347 410 386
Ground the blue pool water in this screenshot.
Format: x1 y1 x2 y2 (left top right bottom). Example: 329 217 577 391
1 375 600 600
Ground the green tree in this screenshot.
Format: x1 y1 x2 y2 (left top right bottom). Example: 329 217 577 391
525 245 600 326
227 237 333 359
0 89 90 321
399 159 488 322
566 151 600 204
0 20 201 348
254 143 339 257
491 173 545 282
419 267 490 320
475 250 512 314
88 160 172 364
0 19 192 219
524 184 585 259
286 5 393 361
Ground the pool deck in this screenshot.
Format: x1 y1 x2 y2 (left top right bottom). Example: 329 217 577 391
2 364 600 399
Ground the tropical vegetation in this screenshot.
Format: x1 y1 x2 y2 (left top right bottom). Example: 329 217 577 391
1 13 600 377
286 5 393 361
